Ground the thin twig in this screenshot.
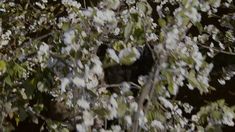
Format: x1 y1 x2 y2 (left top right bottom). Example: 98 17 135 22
129 82 142 89
146 43 157 61
98 84 121 89
21 32 54 48
98 82 141 89
83 0 87 8
50 53 73 69
198 43 235 56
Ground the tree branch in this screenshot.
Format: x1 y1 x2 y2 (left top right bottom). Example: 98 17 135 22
132 65 160 132
197 43 235 56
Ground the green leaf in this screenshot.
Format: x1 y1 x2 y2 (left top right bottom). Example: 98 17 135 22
20 89 28 100
182 0 188 6
187 70 201 92
146 111 155 121
0 60 6 72
134 27 144 38
180 54 194 65
165 72 175 95
225 30 234 42
206 125 223 132
211 111 222 120
33 104 44 114
137 2 147 13
4 75 13 86
93 107 109 117
18 107 28 121
119 48 140 65
137 1 152 15
13 63 25 77
124 22 133 40
187 69 209 94
158 18 166 28
32 116 39 124
37 81 45 92
15 117 20 126
117 98 127 117
168 81 175 95
195 22 203 34
61 128 70 132
161 70 175 95
62 22 70 31
155 82 164 94
113 41 125 51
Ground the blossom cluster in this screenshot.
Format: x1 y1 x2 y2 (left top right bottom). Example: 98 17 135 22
0 0 235 131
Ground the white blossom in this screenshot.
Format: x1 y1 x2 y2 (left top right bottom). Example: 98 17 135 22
125 115 132 126
222 111 234 126
130 101 138 112
37 15 47 25
73 77 85 88
87 76 99 89
121 82 130 93
185 7 201 22
114 27 120 35
151 120 164 130
77 60 84 69
81 31 87 38
83 110 94 126
77 98 90 110
212 0 221 8
198 34 209 43
146 33 158 41
138 76 148 86
0 30 11 49
183 103 193 113
60 78 70 93
107 95 118 119
63 30 75 45
82 7 94 17
106 0 120 10
35 2 45 9
165 28 179 50
187 83 194 90
107 49 119 63
110 95 118 108
158 96 173 110
165 112 172 119
126 0 135 5
218 79 226 85
91 56 104 77
111 125 121 132
200 2 210 12
138 110 147 128
219 42 225 50
94 10 116 26
62 0 81 9
191 115 199 122
76 124 86 132
1 0 231 131
38 43 49 56
119 47 140 64
100 129 112 132
205 25 219 35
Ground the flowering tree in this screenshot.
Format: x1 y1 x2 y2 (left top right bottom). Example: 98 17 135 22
0 0 235 131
